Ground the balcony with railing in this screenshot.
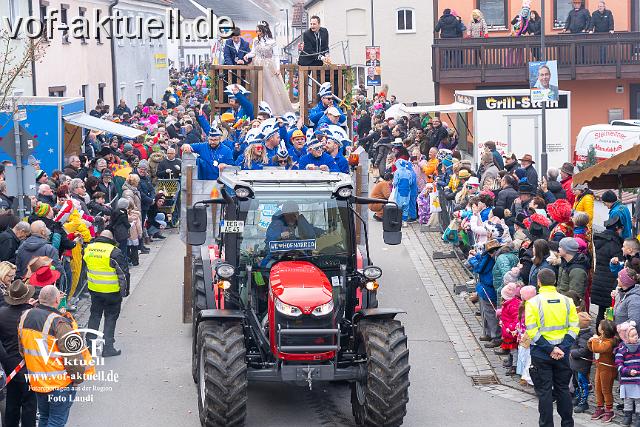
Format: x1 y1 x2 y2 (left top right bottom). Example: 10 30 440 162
432 33 640 85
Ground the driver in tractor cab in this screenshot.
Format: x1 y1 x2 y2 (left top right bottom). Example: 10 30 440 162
265 201 321 244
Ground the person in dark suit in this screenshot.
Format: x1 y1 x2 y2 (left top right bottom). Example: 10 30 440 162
298 15 329 66
223 28 252 65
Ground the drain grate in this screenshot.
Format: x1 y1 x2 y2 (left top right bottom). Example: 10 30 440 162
470 374 500 386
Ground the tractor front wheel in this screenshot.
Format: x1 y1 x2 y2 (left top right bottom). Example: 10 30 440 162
351 319 410 427
197 320 247 427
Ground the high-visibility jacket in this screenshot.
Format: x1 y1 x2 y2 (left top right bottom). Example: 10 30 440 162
84 241 120 293
525 286 579 349
18 307 95 393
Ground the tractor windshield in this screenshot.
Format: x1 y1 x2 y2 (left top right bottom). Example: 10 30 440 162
237 197 352 270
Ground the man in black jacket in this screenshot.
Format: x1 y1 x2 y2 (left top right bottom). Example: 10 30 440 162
435 9 462 38
563 1 591 33
495 175 519 211
591 216 624 329
589 1 614 33
0 222 30 264
427 118 449 151
298 16 329 66
0 280 38 426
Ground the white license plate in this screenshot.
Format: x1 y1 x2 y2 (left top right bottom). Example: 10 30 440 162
221 221 244 233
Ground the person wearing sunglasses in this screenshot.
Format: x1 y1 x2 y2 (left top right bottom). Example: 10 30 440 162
297 139 339 172
241 143 269 170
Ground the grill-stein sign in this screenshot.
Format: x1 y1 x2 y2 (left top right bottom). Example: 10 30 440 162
477 95 568 110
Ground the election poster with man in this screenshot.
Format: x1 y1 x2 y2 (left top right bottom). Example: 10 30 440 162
529 60 559 102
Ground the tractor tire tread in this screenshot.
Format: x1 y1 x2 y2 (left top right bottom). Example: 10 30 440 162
351 319 410 427
198 320 247 427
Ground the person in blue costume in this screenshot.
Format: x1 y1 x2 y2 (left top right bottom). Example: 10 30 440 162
272 144 298 170
393 158 418 223
240 143 269 170
225 84 254 121
234 127 262 162
287 129 307 163
324 131 349 174
317 106 342 129
298 139 339 172
309 82 346 127
181 126 234 180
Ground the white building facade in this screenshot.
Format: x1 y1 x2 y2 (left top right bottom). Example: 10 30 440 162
112 0 170 106
305 0 435 104
1 0 36 98
31 0 114 109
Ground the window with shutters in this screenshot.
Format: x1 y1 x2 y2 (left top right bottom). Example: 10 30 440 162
396 8 415 33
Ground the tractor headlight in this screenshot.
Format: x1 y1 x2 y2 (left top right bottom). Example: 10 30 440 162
312 300 334 317
363 266 382 280
337 187 353 198
275 298 302 317
216 263 235 279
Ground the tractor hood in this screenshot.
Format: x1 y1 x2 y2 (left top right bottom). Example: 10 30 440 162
270 261 333 315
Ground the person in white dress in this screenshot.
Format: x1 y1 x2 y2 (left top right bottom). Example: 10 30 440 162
243 21 295 115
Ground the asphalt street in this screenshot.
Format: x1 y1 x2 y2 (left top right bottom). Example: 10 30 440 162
68 224 589 426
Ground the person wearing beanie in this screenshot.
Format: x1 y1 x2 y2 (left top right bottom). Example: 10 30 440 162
569 311 593 413
615 318 640 424
613 268 640 335
35 203 51 218
547 199 574 242
560 162 575 205
602 189 633 239
592 215 624 330
525 267 579 427
557 237 589 300
498 282 521 376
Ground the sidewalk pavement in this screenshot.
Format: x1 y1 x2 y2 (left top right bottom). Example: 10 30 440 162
404 224 608 426
72 235 171 327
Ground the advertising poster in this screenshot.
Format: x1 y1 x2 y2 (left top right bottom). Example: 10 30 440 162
529 60 559 102
365 46 381 87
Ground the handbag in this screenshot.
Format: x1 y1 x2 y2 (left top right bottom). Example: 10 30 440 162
429 190 442 213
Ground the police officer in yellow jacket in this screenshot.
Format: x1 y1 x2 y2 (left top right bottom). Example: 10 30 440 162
83 230 129 357
18 284 95 426
525 268 580 427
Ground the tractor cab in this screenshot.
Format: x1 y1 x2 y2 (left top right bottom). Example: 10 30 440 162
187 168 410 427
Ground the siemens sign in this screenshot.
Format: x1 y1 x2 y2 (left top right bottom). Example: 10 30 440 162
477 95 568 111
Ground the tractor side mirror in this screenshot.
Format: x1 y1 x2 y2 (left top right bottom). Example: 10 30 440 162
382 204 402 245
186 206 208 246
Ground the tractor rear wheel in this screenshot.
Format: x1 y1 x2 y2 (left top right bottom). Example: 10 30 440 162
197 320 247 427
192 255 207 382
351 319 410 427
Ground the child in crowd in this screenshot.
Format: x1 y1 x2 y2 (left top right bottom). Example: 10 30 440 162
569 312 592 413
611 238 640 274
417 182 434 225
497 282 521 375
516 285 536 385
469 239 502 348
589 319 619 422
616 321 640 426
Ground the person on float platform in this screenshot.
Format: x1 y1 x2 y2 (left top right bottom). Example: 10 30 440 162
181 126 234 180
258 101 273 120
225 84 254 121
298 139 339 172
324 129 349 174
288 129 308 163
234 127 263 163
309 83 346 127
327 124 352 154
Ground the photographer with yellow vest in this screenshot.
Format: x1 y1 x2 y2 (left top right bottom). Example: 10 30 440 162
83 230 129 358
18 284 95 426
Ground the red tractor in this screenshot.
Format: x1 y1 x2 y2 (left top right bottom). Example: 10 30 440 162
187 169 410 426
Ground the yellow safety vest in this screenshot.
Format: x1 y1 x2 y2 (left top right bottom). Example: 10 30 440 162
525 286 580 346
18 308 95 393
83 241 120 293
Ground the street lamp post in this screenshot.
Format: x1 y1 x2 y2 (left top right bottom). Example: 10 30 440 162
540 0 548 176
281 8 291 62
